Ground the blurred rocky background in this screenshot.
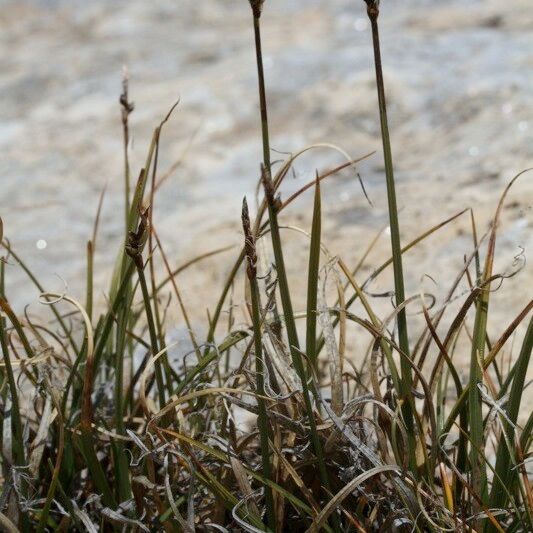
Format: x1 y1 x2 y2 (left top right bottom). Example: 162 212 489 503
1 0 532 338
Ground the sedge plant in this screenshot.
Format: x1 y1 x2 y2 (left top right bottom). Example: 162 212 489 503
0 1 530 531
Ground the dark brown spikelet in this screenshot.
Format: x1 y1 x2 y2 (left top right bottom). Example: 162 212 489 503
261 164 281 212
241 197 257 281
119 69 134 121
364 0 380 19
249 0 265 18
126 206 150 268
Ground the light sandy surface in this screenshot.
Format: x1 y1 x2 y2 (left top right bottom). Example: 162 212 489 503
1 1 532 382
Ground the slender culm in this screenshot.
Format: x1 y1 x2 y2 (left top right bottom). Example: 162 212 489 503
363 0 416 469
249 2 337 523
249 0 271 171
120 69 134 232
242 196 276 530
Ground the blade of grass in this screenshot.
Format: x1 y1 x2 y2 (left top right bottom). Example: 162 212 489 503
442 298 533 435
468 172 531 518
45 293 117 509
85 185 106 324
0 311 25 470
0 261 26 482
160 428 322 525
0 243 79 354
488 316 533 522
152 227 202 362
36 386 64 533
306 174 321 374
204 148 373 352
318 209 470 356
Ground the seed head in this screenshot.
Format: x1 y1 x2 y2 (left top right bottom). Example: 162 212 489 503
364 0 380 19
119 67 134 119
261 164 281 212
249 0 265 18
242 197 257 280
126 206 150 268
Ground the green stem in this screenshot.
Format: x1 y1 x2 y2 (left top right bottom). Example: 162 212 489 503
0 316 25 469
113 301 133 503
365 1 415 470
136 260 166 411
252 11 271 171
487 316 533 529
306 176 321 373
243 198 275 530
251 7 337 525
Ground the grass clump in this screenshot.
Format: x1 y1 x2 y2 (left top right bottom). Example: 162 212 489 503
0 1 531 531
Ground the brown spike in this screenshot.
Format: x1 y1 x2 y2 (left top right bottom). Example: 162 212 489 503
364 0 380 19
248 0 265 19
261 164 281 211
242 197 257 280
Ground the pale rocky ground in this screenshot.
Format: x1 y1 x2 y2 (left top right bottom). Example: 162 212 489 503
1 0 532 399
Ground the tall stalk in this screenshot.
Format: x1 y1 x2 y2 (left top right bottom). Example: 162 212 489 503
0 263 30 532
242 197 275 531
120 69 134 233
126 207 166 411
250 0 271 172
363 0 415 468
109 74 135 504
249 2 338 528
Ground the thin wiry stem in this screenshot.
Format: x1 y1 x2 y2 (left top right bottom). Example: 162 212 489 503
251 1 271 172
242 197 275 531
364 0 416 470
120 68 134 233
250 4 338 527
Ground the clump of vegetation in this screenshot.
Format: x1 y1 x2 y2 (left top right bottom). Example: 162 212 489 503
0 1 531 531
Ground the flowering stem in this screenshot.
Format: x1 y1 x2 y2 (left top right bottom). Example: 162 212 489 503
242 197 276 531
251 3 271 171
250 4 339 528
364 0 416 470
